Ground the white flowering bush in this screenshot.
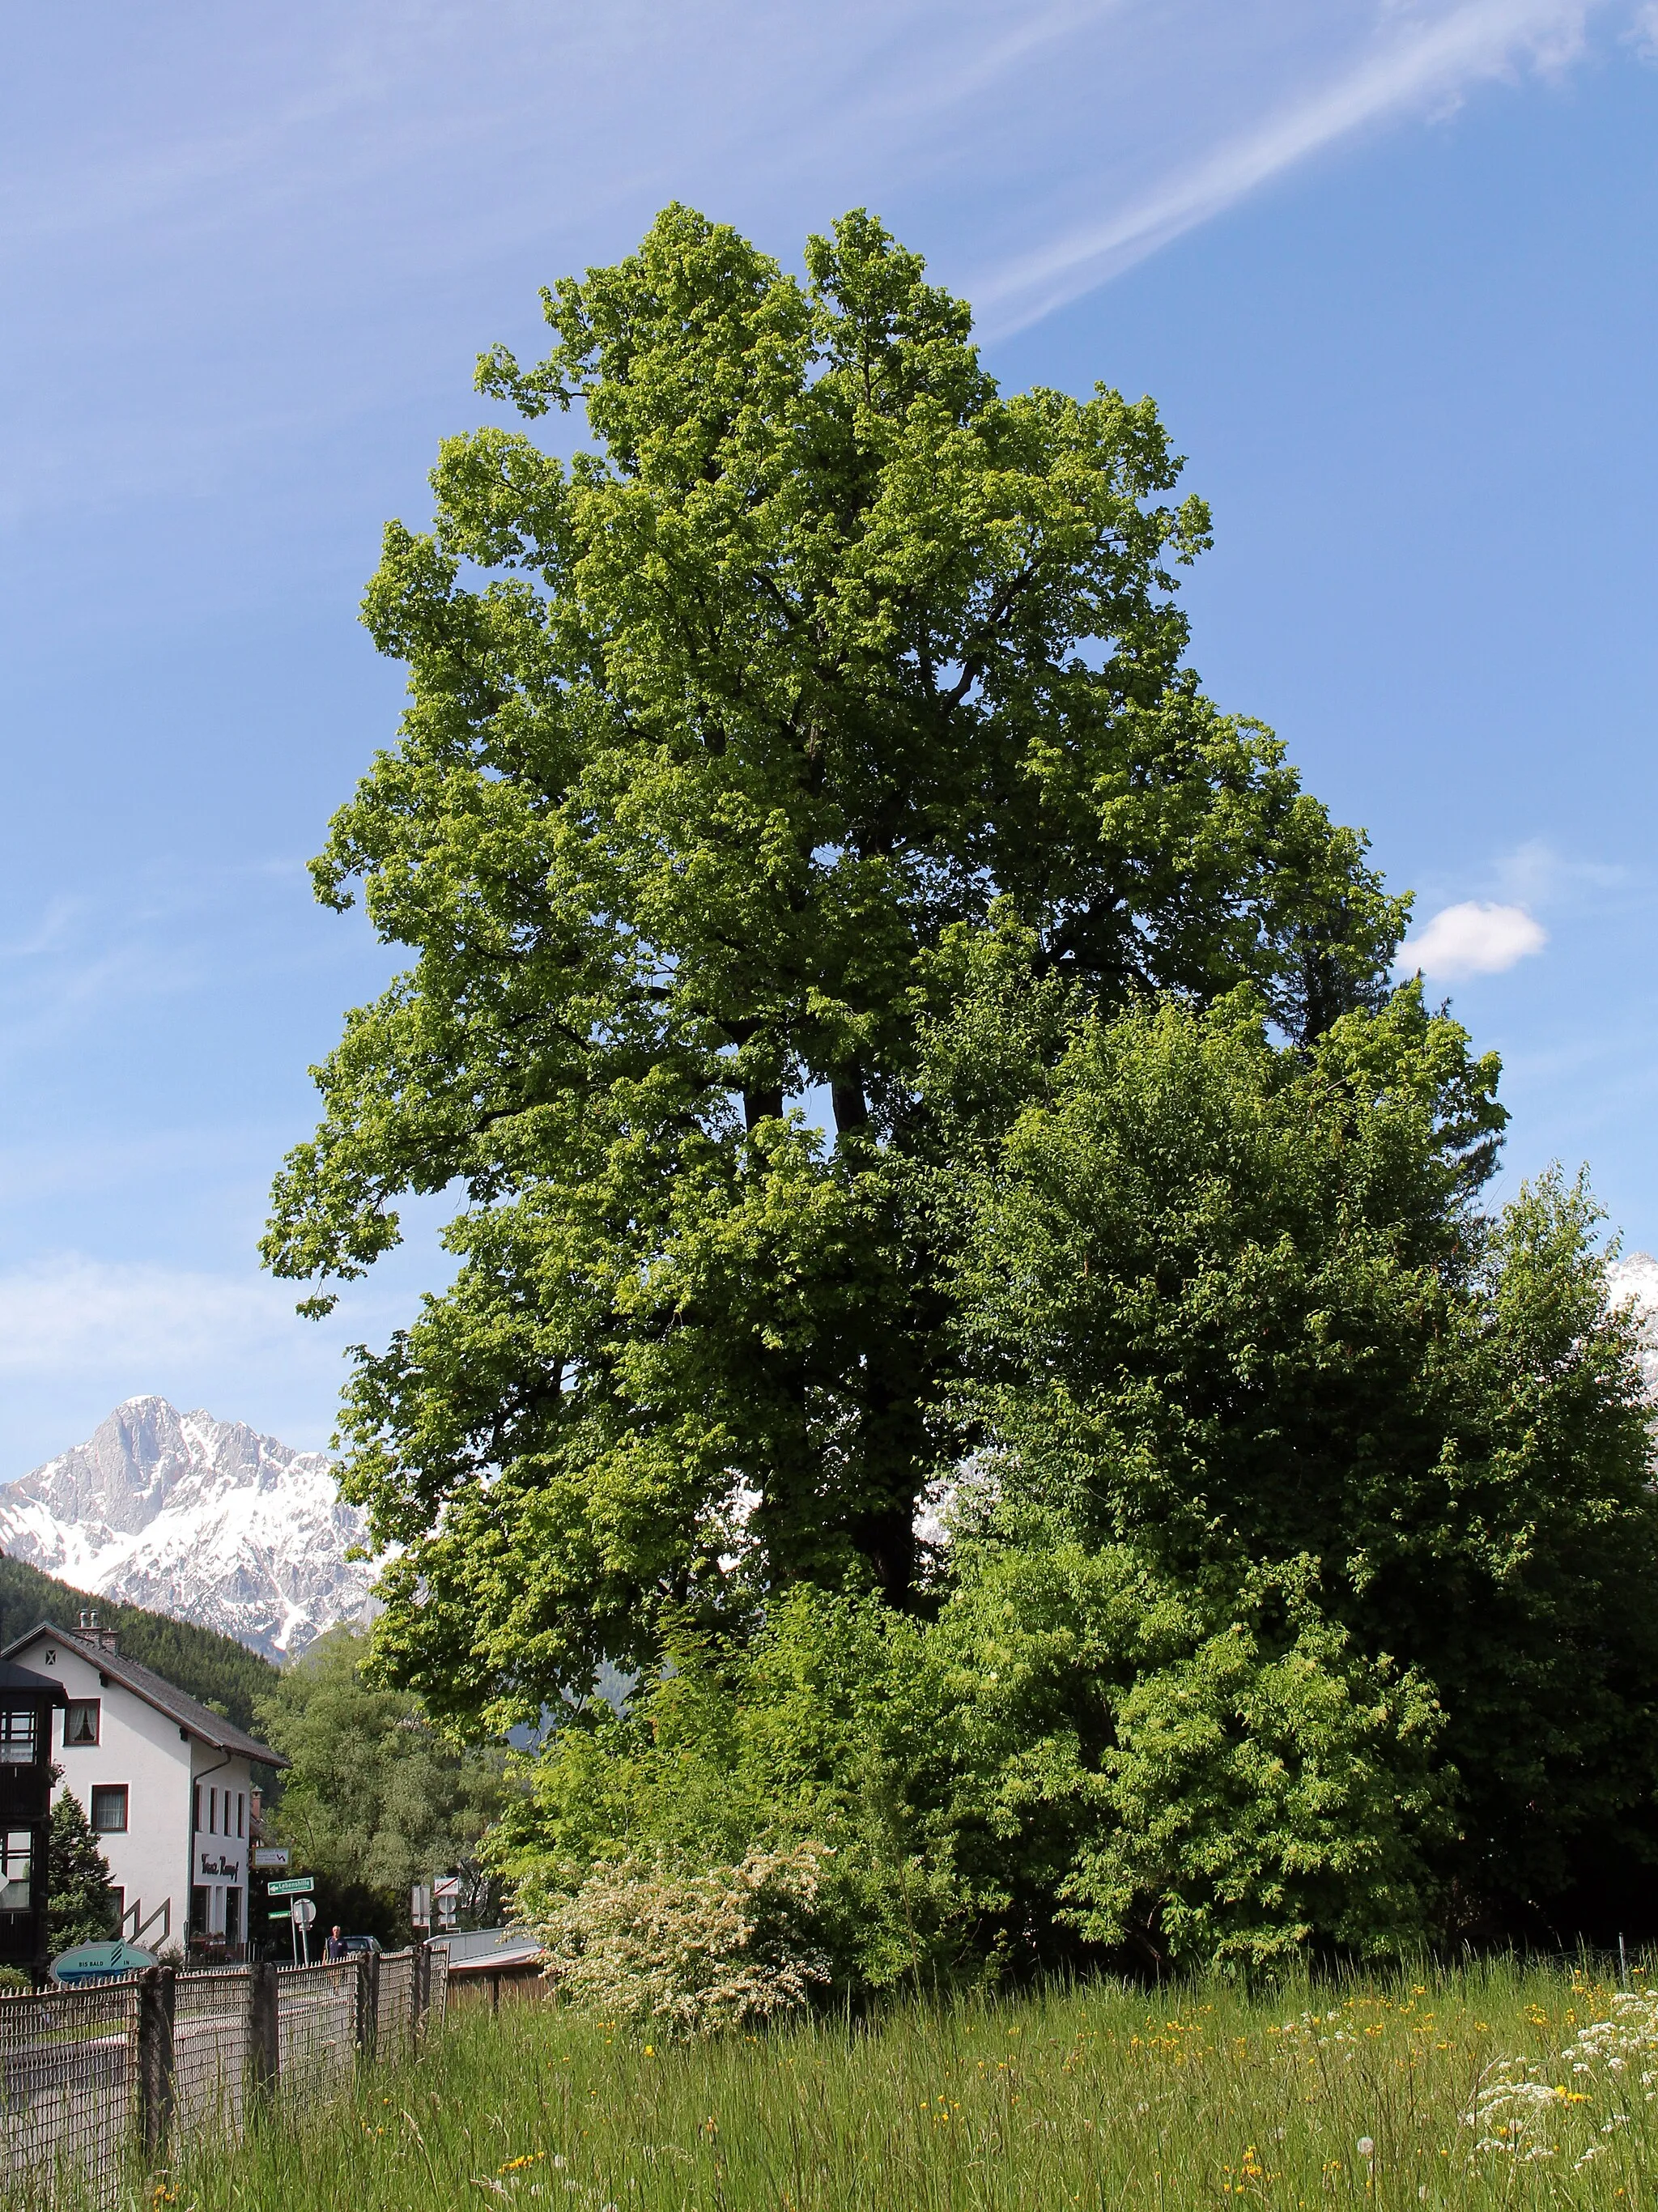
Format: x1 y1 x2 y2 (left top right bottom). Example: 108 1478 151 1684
1463 1985 1658 2175
534 1842 831 2039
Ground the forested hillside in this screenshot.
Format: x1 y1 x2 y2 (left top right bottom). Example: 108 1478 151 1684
0 1554 278 1731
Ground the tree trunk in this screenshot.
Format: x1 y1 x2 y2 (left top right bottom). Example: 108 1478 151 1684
743 1086 784 1130
831 1074 869 1133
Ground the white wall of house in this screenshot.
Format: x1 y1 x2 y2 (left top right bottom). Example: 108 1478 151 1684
186 1738 256 1943
22 1630 257 1950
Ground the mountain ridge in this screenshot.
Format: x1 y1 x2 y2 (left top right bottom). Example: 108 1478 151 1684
0 1396 376 1661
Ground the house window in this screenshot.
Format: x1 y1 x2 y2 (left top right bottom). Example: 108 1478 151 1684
90 1784 129 1834
193 1784 202 1833
236 1792 245 1840
0 1710 36 1765
64 1699 100 1748
0 1831 32 1910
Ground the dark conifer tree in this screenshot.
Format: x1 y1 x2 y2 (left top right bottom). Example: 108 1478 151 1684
46 1783 118 1954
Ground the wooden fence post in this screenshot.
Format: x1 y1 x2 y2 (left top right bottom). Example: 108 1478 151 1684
247 1959 279 2107
412 1939 430 2048
136 1966 176 2161
356 1949 380 2062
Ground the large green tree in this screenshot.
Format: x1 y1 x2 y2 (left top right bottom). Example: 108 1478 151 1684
265 205 1404 1729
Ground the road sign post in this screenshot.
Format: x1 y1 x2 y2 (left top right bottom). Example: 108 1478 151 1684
267 1874 314 1897
291 1895 317 1967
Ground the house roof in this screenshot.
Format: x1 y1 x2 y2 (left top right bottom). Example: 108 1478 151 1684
0 1623 287 1768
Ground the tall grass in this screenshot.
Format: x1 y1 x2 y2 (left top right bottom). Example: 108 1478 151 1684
157 1959 1654 2210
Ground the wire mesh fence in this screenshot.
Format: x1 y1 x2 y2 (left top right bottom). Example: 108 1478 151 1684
0 1975 138 2208
172 1965 253 2142
377 1947 414 2062
0 1944 446 2209
276 1960 357 2106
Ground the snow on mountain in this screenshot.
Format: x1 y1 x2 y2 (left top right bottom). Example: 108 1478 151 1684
0 1397 377 1660
1607 1252 1658 1400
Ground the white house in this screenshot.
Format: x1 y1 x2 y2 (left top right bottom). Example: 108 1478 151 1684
1 1614 286 1956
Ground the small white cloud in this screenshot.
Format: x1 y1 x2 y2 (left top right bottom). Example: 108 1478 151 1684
1397 900 1548 980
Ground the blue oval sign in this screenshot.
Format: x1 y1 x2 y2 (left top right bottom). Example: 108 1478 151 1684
50 1940 157 1984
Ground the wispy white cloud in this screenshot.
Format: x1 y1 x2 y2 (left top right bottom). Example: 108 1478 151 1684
0 1256 300 1378
0 858 382 1070
1397 898 1549 978
967 0 1605 330
1492 838 1637 908
0 1242 434 1411
1389 840 1651 944
0 1254 374 1472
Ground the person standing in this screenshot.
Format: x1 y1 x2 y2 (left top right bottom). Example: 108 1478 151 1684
324 1924 348 1962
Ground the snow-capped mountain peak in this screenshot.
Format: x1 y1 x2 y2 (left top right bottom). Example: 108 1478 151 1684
1608 1252 1658 1402
0 1397 376 1660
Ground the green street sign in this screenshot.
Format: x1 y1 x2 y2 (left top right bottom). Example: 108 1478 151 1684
267 1874 314 1896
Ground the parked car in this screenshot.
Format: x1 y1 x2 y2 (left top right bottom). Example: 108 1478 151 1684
343 1934 382 1955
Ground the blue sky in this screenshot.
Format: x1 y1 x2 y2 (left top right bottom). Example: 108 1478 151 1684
0 0 1654 1471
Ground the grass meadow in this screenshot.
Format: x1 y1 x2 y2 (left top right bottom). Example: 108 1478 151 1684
156 1959 1656 2211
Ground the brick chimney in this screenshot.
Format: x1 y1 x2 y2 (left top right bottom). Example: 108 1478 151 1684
75 1608 119 1654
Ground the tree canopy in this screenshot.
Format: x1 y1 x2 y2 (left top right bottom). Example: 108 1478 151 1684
923 939 1658 1938
265 204 1404 1731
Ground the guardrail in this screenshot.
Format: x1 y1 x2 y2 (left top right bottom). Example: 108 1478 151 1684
0 1942 448 2208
